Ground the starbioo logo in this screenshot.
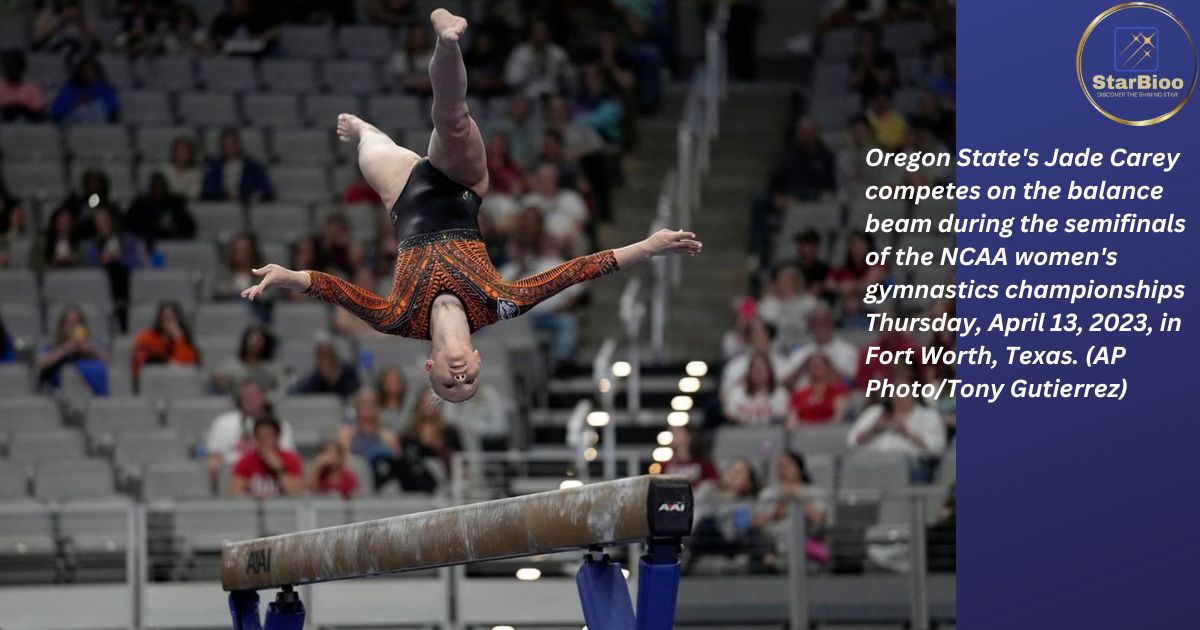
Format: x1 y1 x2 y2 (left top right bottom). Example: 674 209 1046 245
1077 3 1198 125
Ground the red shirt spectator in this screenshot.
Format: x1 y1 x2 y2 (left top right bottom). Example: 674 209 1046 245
231 417 304 499
309 440 360 500
661 426 718 487
790 380 849 425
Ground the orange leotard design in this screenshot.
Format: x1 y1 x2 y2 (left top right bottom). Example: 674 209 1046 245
304 230 619 340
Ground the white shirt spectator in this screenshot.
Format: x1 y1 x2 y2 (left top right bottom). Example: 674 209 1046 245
205 411 296 465
720 350 792 397
505 41 573 98
723 385 789 425
521 189 588 242
847 404 946 458
159 163 202 200
757 292 819 350
781 336 860 383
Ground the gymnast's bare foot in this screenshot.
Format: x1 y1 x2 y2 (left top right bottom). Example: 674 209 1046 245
336 113 366 143
430 8 468 42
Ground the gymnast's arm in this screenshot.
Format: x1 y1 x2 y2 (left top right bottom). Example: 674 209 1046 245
241 264 397 329
612 228 703 268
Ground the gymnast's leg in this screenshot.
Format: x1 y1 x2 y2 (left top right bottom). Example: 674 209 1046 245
336 113 421 209
427 8 489 195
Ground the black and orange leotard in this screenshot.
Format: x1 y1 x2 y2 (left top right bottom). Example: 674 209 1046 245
303 158 619 340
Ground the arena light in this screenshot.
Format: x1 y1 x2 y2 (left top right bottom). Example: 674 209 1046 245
667 411 690 427
622 569 631 579
686 361 709 377
670 396 694 411
88 193 100 208
586 411 610 427
612 361 632 377
587 430 600 445
656 431 674 446
491 626 516 630
652 447 674 463
648 463 663 474
559 479 583 490
584 447 598 461
515 567 542 581
678 377 700 393
598 378 612 393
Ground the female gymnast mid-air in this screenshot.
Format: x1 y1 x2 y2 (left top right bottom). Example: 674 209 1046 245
242 8 703 403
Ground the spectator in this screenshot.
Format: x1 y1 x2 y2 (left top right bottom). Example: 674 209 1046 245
36 304 109 395
544 94 606 163
405 396 460 478
375 366 410 427
721 297 758 361
215 231 262 300
367 0 416 28
485 132 525 196
306 439 359 500
720 319 789 397
856 324 922 392
205 378 296 477
722 352 789 426
661 425 719 487
212 324 283 393
787 353 849 426
749 118 836 260
837 116 885 193
389 22 434 95
463 31 508 97
161 3 210 55
61 168 120 234
847 384 947 461
781 229 831 292
43 206 81 268
864 91 908 150
50 56 119 125
785 307 860 382
159 136 203 201
689 457 768 566
850 28 898 100
84 206 144 329
505 19 573 98
210 0 280 56
231 415 303 499
488 95 542 170
830 230 889 302
312 213 359 277
32 0 100 58
756 451 830 567
440 381 512 450
113 0 172 55
201 128 275 203
536 129 582 190
499 217 584 364
575 63 624 147
338 389 401 468
0 49 47 122
132 300 200 384
756 265 818 351
295 337 360 399
521 163 588 249
343 173 382 206
125 173 197 246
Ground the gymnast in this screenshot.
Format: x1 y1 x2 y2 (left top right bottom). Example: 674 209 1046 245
242 8 702 402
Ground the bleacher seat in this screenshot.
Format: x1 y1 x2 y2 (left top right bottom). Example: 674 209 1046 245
165 397 230 445
337 25 393 60
0 123 62 162
177 91 240 128
712 426 786 469
191 201 246 242
271 166 332 204
198 56 259 92
262 498 308 535
280 25 336 59
97 52 137 87
145 55 196 91
0 269 37 299
0 21 28 49
26 52 67 89
0 396 59 434
173 500 259 555
0 364 32 397
64 124 133 163
275 394 342 450
156 241 219 275
68 161 138 202
139 365 205 400
810 62 851 98
192 303 255 338
840 453 911 490
0 459 28 499
58 500 131 582
790 424 853 457
366 94 426 133
142 461 211 500
305 93 361 127
196 335 240 370
121 89 176 126
202 126 269 160
848 198 907 227
113 429 189 475
938 449 956 486
248 203 313 242
242 93 304 128
808 94 860 129
35 459 118 501
2 162 66 202
894 87 922 115
0 502 58 584
9 430 85 466
882 20 933 56
134 125 195 162
260 58 320 94
44 271 112 312
131 269 197 310
357 336 426 375
897 55 927 86
820 27 857 62
5 237 32 269
806 454 836 492
321 59 380 95
85 398 161 443
271 128 333 166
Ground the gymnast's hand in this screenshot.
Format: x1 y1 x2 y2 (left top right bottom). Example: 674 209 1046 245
241 264 311 301
646 229 703 257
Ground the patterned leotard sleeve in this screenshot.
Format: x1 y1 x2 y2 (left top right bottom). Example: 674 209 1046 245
494 250 621 319
303 270 405 332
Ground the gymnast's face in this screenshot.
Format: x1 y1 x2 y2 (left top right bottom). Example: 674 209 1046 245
426 346 482 402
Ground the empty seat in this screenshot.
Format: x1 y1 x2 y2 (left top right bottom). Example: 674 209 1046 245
64 124 133 162
0 21 28 49
35 459 118 500
897 55 927 86
0 460 29 499
271 166 331 204
847 198 908 227
810 62 851 97
0 397 60 435
0 269 37 299
139 365 205 400
113 429 189 472
196 334 239 369
272 303 332 340
9 430 86 464
165 397 230 444
68 161 137 203
0 502 57 583
26 52 67 89
280 25 336 59
366 95 425 132
275 395 342 448
191 201 245 242
156 240 219 274
0 123 62 162
321 59 380 95
790 424 853 457
121 89 176 126
304 93 361 128
807 94 860 129
2 162 66 202
86 398 161 442
712 426 786 466
145 55 196 91
173 500 259 552
248 203 312 241
242 93 303 128
198 56 258 92
193 303 256 338
271 128 333 166
0 305 42 348
58 500 131 581
131 269 197 309
260 58 319 94
881 21 932 56
135 125 195 162
336 25 393 60
840 453 911 491
820 27 857 62
0 364 32 397
43 269 112 309
97 52 137 87
177 92 239 127
142 460 211 500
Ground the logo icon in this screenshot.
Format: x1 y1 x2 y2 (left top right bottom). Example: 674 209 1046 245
1077 3 1197 126
658 502 688 512
496 299 519 320
1114 27 1158 71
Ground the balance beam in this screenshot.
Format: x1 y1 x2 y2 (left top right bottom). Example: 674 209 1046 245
221 475 693 591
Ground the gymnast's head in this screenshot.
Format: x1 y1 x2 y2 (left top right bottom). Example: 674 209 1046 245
425 342 482 403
